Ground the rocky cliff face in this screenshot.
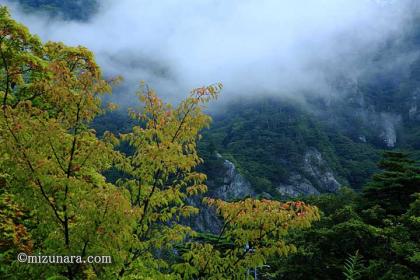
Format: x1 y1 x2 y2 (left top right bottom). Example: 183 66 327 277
211 153 255 200
351 109 401 148
276 174 320 197
379 113 401 148
276 148 341 197
186 153 255 233
189 148 343 232
317 72 420 149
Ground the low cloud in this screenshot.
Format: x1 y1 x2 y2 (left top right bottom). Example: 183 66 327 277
3 0 419 105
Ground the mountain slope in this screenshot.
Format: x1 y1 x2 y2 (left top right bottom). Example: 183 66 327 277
10 0 98 21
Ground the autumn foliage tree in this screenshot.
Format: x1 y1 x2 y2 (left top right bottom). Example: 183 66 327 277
115 83 223 278
174 199 319 279
0 6 133 279
1 7 320 279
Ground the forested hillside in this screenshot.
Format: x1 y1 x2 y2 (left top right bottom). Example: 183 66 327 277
9 0 98 20
198 10 420 197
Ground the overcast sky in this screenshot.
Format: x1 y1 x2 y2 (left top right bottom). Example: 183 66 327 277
3 0 418 105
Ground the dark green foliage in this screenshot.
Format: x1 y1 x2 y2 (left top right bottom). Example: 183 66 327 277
203 98 338 194
326 133 380 189
264 153 420 280
92 110 136 137
201 97 381 194
343 251 363 280
196 139 226 187
11 0 98 21
92 110 136 183
363 151 420 216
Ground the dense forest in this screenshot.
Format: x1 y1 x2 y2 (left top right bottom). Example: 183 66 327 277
8 0 98 21
1 1 420 280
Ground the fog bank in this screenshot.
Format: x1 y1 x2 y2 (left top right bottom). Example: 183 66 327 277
3 0 418 105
